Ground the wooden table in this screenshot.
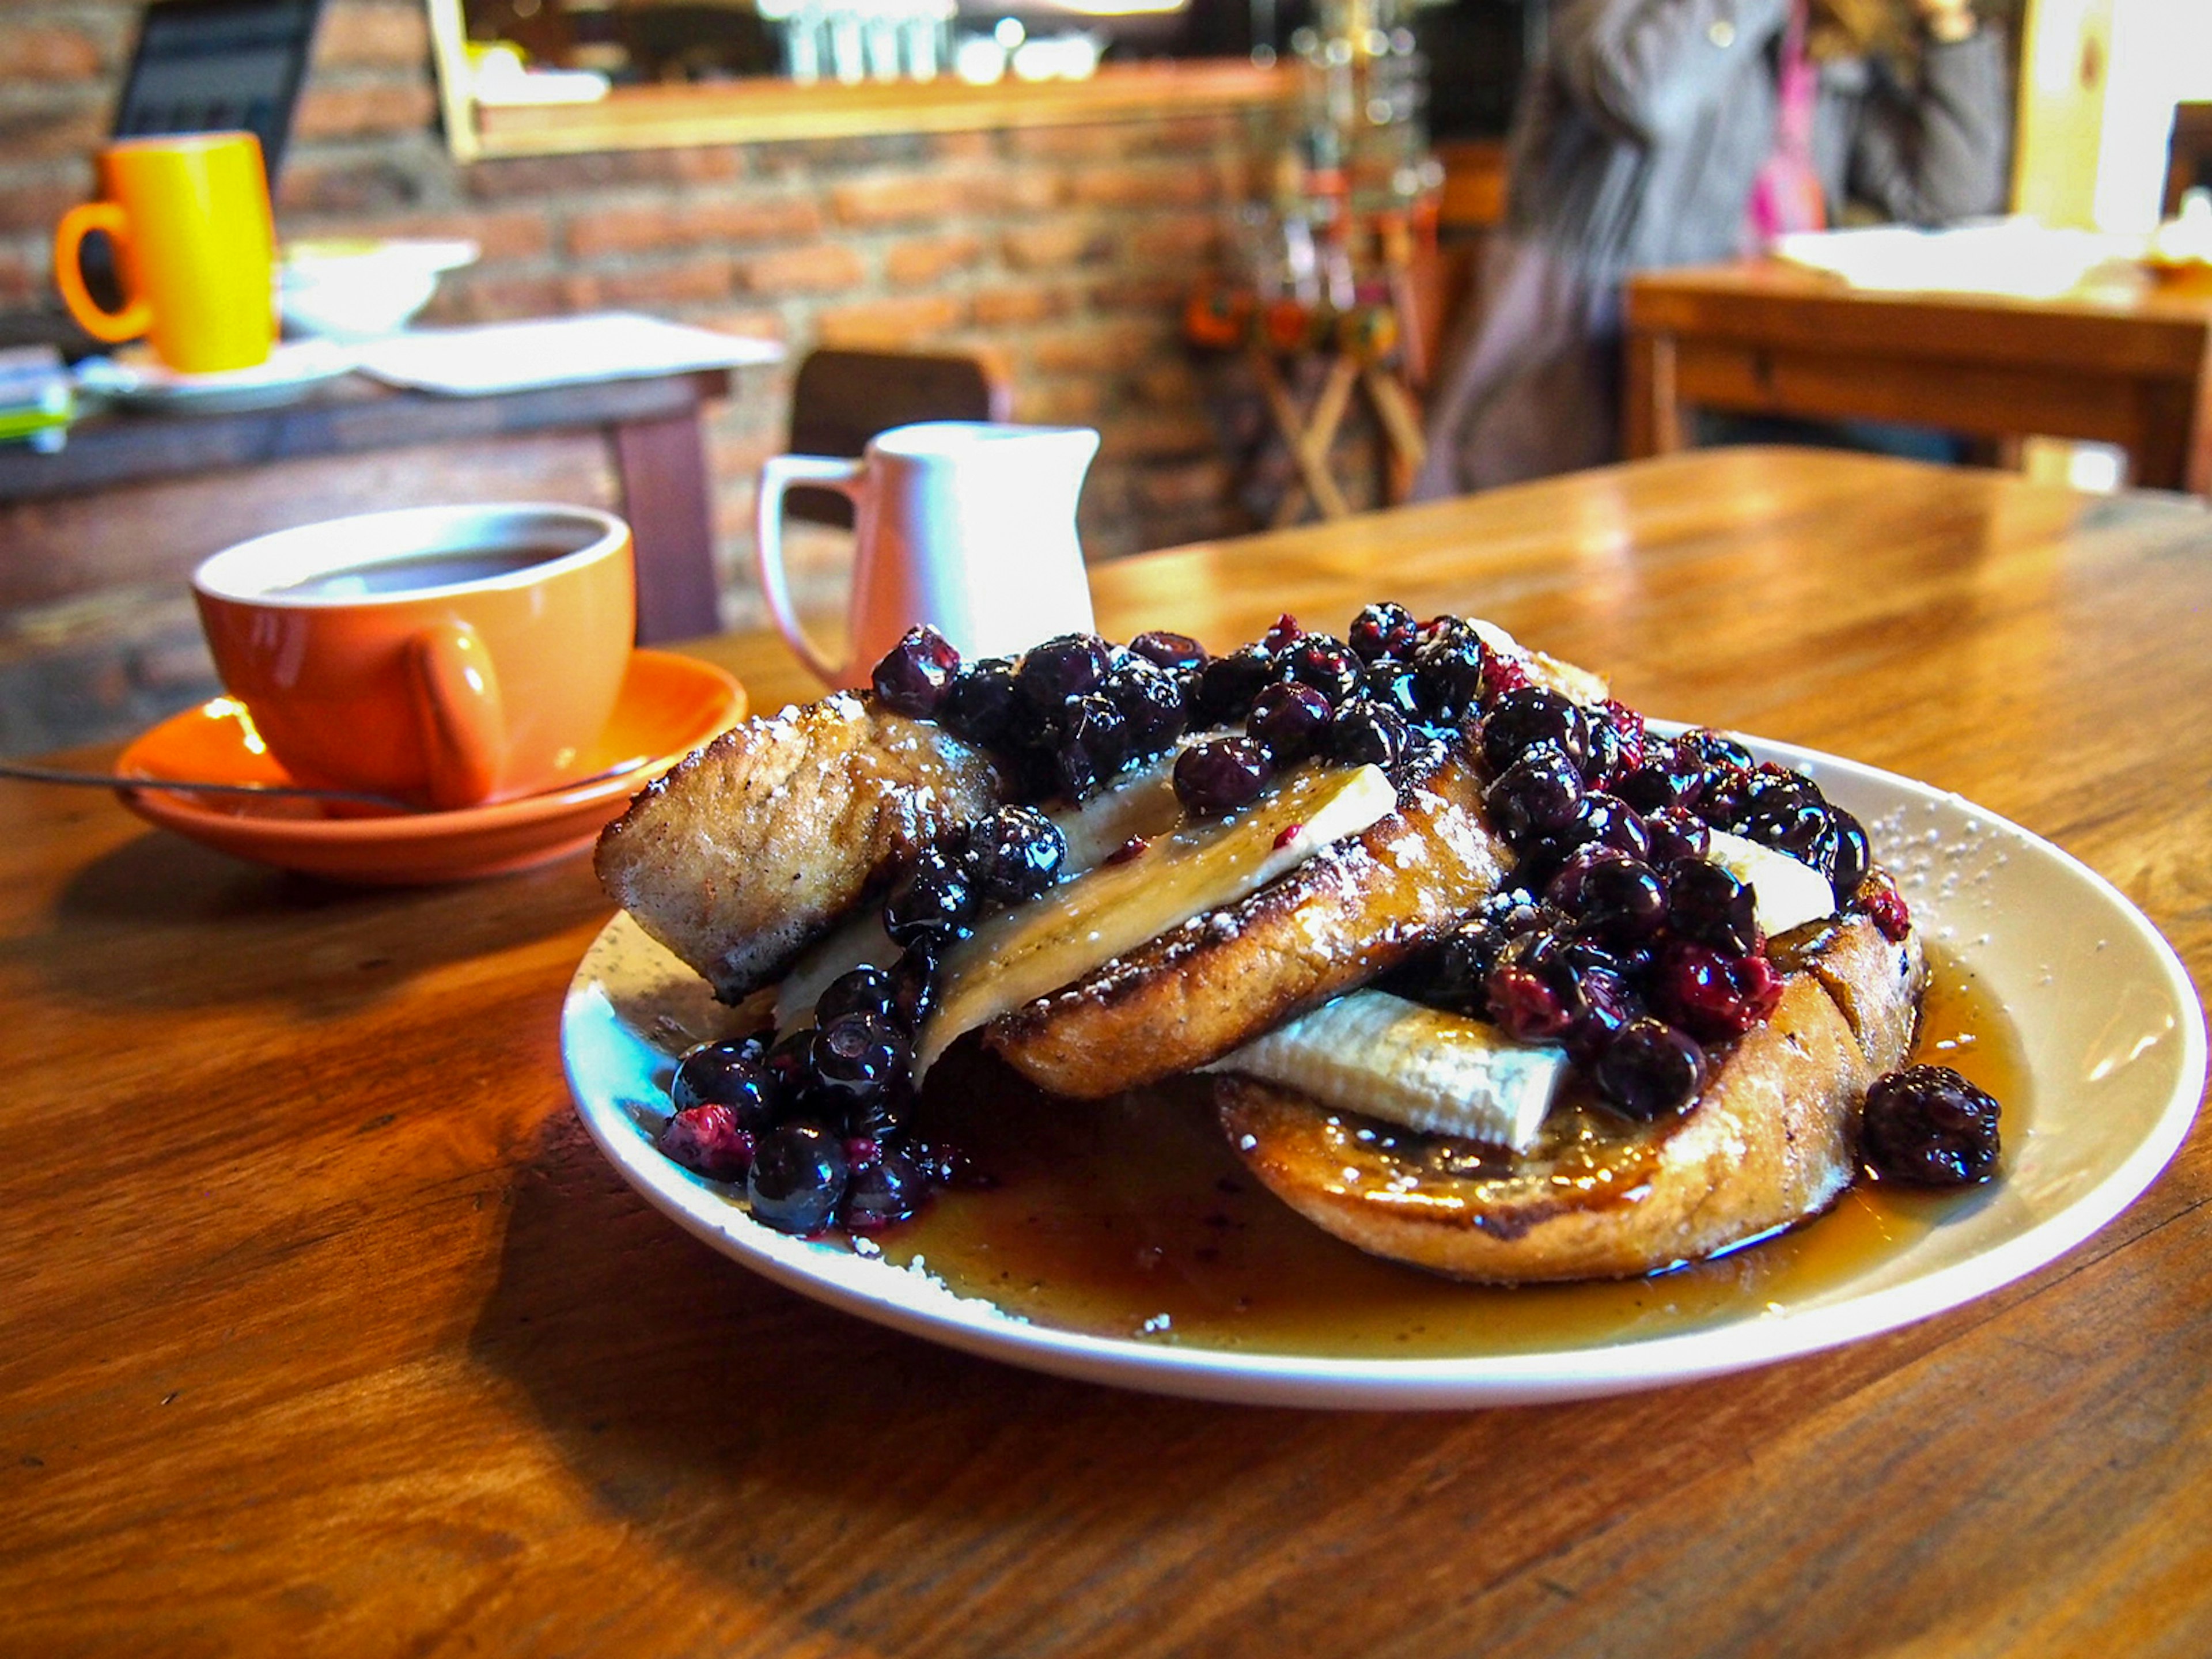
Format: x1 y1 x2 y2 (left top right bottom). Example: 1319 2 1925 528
0 366 746 645
5 449 2209 1656
1624 261 2212 494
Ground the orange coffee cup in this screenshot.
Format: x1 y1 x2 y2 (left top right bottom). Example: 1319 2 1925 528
192 505 638 812
54 131 276 374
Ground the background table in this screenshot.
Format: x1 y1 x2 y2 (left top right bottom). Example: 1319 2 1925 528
1624 262 2212 494
0 366 742 645
3 449 2209 1656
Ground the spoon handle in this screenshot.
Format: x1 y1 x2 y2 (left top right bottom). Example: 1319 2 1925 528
0 762 416 811
0 759 643 812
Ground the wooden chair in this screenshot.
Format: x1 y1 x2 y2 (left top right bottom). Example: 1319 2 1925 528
2166 103 2212 216
782 347 1012 528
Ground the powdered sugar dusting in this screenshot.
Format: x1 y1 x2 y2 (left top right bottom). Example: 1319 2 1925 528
1868 797 2016 945
891 1254 1033 1324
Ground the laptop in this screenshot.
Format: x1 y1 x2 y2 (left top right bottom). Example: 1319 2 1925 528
5 0 324 357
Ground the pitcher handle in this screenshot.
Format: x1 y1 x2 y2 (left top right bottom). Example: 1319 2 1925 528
756 453 863 686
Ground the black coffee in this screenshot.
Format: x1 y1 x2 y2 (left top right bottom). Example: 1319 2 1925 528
276 543 578 599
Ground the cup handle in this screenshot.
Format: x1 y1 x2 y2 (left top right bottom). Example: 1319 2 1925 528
405 619 506 809
755 453 863 685
52 202 153 343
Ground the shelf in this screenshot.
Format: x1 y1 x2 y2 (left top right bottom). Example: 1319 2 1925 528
463 62 1298 158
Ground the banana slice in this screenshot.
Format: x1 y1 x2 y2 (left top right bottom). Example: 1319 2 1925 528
916 762 1399 1074
1704 830 1837 938
1208 988 1566 1152
773 752 1191 1033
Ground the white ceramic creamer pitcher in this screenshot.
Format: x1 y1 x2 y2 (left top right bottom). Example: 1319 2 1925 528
754 420 1100 688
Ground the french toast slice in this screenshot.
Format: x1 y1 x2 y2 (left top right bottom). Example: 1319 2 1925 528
1213 912 1926 1282
595 692 1003 1001
983 736 1513 1097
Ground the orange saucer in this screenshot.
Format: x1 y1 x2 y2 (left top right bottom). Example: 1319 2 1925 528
113 649 745 884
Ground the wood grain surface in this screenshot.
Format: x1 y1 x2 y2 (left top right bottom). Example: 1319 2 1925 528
3 448 2209 1658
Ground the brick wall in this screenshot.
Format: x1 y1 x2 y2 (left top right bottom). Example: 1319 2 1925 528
1 1 1304 749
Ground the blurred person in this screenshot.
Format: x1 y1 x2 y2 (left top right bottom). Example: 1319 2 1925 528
1413 0 2009 495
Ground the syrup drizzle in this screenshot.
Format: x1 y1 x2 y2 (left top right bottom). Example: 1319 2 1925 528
880 950 2024 1358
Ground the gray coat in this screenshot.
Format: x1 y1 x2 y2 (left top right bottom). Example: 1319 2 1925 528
1414 0 2010 494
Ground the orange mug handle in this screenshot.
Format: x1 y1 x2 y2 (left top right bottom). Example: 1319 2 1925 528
53 201 153 343
405 619 507 809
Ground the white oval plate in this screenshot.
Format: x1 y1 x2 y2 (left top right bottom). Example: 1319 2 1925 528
562 736 2206 1409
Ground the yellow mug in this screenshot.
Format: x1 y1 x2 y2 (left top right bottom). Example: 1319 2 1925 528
53 131 276 374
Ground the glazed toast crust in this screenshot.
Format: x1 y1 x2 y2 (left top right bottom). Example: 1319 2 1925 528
984 738 1512 1098
1215 912 1927 1282
595 694 1003 1001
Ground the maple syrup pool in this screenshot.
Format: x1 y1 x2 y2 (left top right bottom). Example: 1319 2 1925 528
872 953 2024 1358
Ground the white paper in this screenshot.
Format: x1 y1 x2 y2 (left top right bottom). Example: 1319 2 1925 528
354 313 785 397
1771 220 2149 301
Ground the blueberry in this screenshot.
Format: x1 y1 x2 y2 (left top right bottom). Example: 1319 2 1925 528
1484 932 1574 1043
1363 661 1425 725
883 842 979 945
671 1040 776 1132
762 1028 817 1113
1650 940 1784 1040
1411 623 1488 723
1861 1064 2002 1185
1100 662 1189 757
1744 766 1824 810
1129 630 1209 672
889 937 942 1032
1665 858 1758 955
1594 1019 1706 1120
1347 601 1420 663
1554 851 1666 943
938 657 1020 751
1588 701 1646 782
657 1103 756 1180
1555 791 1652 860
1055 692 1130 800
1014 632 1113 715
842 1145 928 1233
1738 797 1832 861
1480 686 1591 775
1675 729 1758 775
1561 962 1638 1060
1247 681 1334 762
1321 700 1410 770
1281 635 1365 704
1195 644 1280 726
1173 736 1274 816
1581 714 1624 787
816 965 896 1027
971 805 1067 903
1643 806 1712 868
1484 741 1585 842
871 625 962 717
747 1122 850 1234
1826 807 1872 904
1378 917 1506 1016
1695 766 1757 832
1615 762 1698 815
810 1013 910 1103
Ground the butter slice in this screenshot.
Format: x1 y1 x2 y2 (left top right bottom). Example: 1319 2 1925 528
1703 828 1837 938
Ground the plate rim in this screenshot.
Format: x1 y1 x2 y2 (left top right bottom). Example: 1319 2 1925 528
563 734 2208 1408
